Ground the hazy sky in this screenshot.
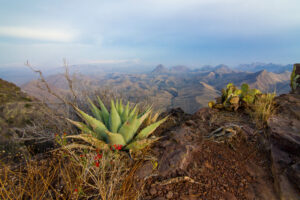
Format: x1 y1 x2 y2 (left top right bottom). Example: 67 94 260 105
0 0 299 68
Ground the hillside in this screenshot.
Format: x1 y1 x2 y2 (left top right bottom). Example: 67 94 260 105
0 78 70 160
22 67 291 113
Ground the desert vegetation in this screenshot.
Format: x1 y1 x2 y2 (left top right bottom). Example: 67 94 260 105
66 97 167 152
0 146 148 199
1 62 299 199
0 63 166 200
209 83 276 128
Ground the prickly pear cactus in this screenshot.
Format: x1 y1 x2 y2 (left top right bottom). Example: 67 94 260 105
209 83 262 111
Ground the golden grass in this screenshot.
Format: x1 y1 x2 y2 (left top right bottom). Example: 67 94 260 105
0 148 144 200
249 93 276 129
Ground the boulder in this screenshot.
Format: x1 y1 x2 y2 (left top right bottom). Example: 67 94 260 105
291 63 300 94
268 94 300 199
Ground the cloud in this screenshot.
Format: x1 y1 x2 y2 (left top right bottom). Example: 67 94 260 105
0 26 77 42
0 0 299 66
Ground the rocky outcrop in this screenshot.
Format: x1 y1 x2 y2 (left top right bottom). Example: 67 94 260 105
139 108 278 200
291 64 300 94
268 94 300 200
138 92 300 199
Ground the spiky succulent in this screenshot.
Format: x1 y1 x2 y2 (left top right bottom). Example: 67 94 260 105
66 97 168 152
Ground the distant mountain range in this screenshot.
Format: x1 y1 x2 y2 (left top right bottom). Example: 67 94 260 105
0 62 293 85
235 62 293 73
21 63 292 113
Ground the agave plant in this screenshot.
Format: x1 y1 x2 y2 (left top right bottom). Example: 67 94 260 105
66 97 168 152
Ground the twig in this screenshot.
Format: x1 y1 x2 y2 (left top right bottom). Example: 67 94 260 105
63 58 77 103
153 176 203 186
25 60 76 110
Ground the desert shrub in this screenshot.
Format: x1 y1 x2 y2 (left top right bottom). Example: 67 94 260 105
209 83 276 128
249 93 276 129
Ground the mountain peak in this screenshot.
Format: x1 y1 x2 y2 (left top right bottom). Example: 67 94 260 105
214 64 234 74
255 69 269 77
170 65 190 73
151 64 169 74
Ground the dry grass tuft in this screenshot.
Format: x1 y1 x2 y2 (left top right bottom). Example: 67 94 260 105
249 93 276 129
0 148 145 200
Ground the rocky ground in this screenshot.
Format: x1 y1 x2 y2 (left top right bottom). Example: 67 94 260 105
135 94 300 200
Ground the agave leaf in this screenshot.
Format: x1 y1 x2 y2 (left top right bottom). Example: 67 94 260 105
145 111 153 125
66 134 109 150
75 107 108 141
116 99 120 113
137 107 152 126
121 101 130 123
138 105 151 118
66 119 95 136
109 100 122 133
87 97 103 122
119 99 124 115
136 116 168 140
105 130 126 146
151 111 160 123
97 96 110 126
128 104 138 119
118 114 139 143
125 137 160 152
134 107 152 134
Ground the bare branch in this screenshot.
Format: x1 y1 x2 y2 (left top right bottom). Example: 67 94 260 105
63 58 77 103
25 60 76 110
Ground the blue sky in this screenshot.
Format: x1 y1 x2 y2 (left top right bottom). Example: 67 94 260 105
0 0 299 68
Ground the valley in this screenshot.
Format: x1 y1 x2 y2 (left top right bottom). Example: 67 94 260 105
21 64 291 113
